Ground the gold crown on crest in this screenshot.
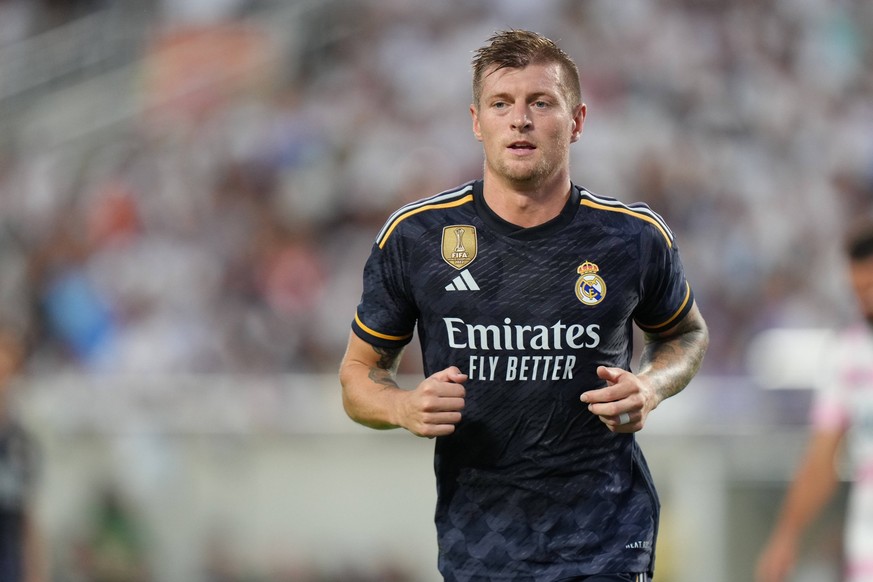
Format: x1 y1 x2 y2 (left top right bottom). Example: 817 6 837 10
576 261 599 275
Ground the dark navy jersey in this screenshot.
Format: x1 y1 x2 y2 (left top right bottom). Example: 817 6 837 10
352 180 694 580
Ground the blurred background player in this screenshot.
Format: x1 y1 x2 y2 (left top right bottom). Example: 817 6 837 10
756 215 873 582
0 327 45 582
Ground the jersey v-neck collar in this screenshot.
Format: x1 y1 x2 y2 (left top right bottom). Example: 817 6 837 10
473 180 581 240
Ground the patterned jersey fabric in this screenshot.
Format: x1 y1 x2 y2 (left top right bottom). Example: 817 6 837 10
353 180 694 580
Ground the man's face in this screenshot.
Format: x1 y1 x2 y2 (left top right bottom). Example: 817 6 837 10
850 256 873 324
471 62 585 189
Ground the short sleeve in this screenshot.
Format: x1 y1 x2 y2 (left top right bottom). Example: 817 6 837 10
633 221 694 333
351 237 418 349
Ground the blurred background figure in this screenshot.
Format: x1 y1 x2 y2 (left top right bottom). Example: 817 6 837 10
756 216 873 582
0 327 45 582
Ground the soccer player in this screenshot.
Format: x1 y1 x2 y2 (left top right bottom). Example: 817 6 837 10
339 29 709 581
756 217 873 582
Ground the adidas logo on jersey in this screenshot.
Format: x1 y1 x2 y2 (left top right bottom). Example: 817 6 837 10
445 269 479 291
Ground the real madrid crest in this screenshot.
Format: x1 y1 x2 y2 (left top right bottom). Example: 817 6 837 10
575 260 606 305
442 225 477 270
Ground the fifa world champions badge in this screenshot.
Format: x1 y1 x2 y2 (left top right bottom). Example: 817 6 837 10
575 261 606 305
442 225 478 270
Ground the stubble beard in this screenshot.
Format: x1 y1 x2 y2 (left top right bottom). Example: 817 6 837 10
490 154 556 190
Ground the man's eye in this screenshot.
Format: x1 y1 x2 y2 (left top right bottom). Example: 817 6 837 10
493 102 507 109
533 101 549 108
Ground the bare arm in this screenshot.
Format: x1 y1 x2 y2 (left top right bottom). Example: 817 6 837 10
339 332 467 437
581 300 709 432
637 300 709 405
755 428 845 582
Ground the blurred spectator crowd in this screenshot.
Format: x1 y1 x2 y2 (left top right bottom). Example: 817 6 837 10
0 0 872 378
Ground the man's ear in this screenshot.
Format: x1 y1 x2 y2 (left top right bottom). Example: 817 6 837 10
570 103 587 143
470 104 483 142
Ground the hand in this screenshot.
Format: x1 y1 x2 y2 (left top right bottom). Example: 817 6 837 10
398 366 467 438
580 366 657 433
755 534 797 582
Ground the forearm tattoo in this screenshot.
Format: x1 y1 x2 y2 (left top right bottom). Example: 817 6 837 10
368 345 403 388
640 310 709 402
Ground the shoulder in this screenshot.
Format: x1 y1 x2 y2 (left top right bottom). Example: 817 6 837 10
575 186 676 248
375 181 477 249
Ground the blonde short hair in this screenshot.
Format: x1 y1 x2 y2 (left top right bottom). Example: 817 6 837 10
472 29 581 108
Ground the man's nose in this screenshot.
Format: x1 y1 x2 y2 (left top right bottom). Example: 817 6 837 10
511 106 532 130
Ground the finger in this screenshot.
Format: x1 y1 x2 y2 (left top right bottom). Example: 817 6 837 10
596 365 623 384
580 386 607 404
430 368 458 381
431 367 468 385
424 411 463 425
581 367 627 404
586 399 623 417
428 397 465 413
420 378 466 399
601 412 640 433
448 371 469 384
418 424 458 438
428 425 458 437
436 383 466 399
581 384 629 405
443 366 468 380
418 412 464 438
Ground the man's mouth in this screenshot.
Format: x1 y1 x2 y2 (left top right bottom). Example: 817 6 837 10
508 141 536 150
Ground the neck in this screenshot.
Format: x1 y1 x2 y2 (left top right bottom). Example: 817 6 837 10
481 172 572 228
